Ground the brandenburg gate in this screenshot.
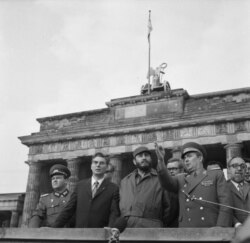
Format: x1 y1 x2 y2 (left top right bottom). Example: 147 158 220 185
19 87 250 227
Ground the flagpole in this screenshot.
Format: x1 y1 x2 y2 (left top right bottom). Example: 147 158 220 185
148 10 151 95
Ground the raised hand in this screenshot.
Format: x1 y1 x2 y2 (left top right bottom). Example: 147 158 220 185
155 142 165 161
154 142 166 170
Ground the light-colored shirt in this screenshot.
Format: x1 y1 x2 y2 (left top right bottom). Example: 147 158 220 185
231 180 244 191
91 176 104 190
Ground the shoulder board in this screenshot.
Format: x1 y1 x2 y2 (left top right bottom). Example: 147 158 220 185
40 193 49 198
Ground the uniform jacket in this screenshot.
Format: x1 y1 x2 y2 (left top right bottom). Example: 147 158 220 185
29 189 72 227
158 168 232 227
52 178 120 228
228 180 250 225
120 169 173 227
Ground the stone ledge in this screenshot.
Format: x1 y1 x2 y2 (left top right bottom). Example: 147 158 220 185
0 228 235 242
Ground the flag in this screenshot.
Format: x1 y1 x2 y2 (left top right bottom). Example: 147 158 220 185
148 11 153 42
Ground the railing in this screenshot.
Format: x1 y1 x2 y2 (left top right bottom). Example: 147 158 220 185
0 228 235 243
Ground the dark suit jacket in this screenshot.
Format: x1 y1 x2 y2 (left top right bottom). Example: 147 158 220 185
158 169 232 227
228 180 250 225
52 178 120 228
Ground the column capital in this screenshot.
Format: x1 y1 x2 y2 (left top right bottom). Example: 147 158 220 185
25 160 42 166
109 154 122 159
172 146 181 151
224 143 243 150
66 157 81 163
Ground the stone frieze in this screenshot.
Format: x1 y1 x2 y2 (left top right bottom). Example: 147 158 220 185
29 120 249 155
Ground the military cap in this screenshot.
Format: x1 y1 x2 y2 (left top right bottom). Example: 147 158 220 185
133 146 151 158
181 142 207 160
49 164 71 178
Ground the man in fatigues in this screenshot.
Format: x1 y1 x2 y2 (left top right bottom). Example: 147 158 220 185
29 164 72 227
119 146 173 228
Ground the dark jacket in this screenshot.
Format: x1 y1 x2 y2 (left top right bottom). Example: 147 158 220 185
228 180 250 225
158 168 232 227
52 178 120 228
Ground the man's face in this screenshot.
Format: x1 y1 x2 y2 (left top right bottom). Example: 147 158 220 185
91 156 108 177
228 157 246 183
245 162 250 183
133 152 152 172
183 152 202 173
51 175 67 191
167 161 181 176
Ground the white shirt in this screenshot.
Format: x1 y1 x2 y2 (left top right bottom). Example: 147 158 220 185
91 176 104 190
231 180 244 191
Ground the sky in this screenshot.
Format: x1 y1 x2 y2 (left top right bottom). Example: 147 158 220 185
0 0 249 193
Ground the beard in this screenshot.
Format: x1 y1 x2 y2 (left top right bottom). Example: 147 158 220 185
136 160 152 172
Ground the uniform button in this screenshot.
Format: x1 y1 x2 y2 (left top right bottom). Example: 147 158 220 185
200 207 203 210
187 208 190 211
201 217 205 221
184 184 187 188
51 199 54 202
199 197 203 200
188 218 191 221
61 195 64 198
63 200 66 203
186 199 190 202
51 205 54 207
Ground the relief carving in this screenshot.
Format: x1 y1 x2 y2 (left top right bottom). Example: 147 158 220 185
125 135 132 144
155 131 164 142
235 121 246 132
163 129 174 140
74 140 83 150
103 137 110 147
131 134 142 144
81 140 88 149
50 143 58 153
216 123 227 134
95 138 102 148
180 127 194 138
142 132 157 143
116 136 125 146
88 139 95 148
197 125 215 136
62 142 70 151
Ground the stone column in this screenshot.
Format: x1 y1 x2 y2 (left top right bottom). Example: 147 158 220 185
224 143 243 163
10 211 19 228
109 155 122 186
67 158 81 192
21 161 41 227
172 147 182 159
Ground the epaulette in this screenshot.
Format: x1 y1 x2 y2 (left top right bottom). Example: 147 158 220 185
40 193 49 198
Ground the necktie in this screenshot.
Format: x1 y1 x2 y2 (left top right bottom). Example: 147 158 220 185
238 183 244 197
92 181 99 198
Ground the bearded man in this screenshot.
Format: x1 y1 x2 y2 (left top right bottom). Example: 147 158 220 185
119 146 174 228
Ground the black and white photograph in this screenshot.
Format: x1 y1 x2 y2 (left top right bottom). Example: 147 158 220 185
0 0 249 242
